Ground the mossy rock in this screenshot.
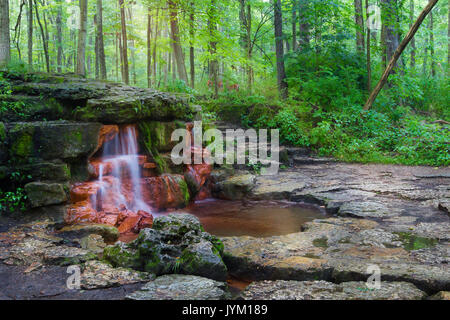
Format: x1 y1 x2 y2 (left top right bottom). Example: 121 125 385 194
24 182 68 208
395 232 438 251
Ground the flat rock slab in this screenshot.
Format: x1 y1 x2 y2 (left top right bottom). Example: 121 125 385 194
241 280 426 300
126 274 229 300
81 261 153 290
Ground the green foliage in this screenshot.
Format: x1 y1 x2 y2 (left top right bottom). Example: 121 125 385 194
0 188 27 213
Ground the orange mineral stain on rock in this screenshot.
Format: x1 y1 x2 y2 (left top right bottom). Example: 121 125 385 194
66 123 212 234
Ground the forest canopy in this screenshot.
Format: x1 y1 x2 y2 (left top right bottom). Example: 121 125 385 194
0 0 449 166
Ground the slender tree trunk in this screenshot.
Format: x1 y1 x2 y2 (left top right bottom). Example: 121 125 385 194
118 0 129 84
429 10 435 77
410 0 415 68
94 13 99 79
208 0 219 98
76 0 88 75
274 0 288 99
189 2 195 88
0 0 10 67
298 0 309 49
354 0 365 53
168 0 188 83
56 0 63 72
153 8 159 86
292 0 297 51
364 0 438 110
381 23 387 68
147 8 152 88
96 0 106 79
366 0 371 92
34 0 50 72
27 0 33 70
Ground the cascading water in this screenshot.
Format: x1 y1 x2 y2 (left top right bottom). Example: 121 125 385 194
96 126 151 213
66 123 213 235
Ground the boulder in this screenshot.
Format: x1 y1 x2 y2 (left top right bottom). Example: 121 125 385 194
104 213 227 281
139 121 185 153
241 280 426 300
126 274 229 300
24 182 68 208
213 173 255 200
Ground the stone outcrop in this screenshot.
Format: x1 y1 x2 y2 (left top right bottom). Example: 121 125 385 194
103 214 227 281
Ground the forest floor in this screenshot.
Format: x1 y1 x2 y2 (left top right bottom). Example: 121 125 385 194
0 159 449 300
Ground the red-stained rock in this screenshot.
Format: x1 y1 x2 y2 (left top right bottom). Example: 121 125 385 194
139 217 153 229
118 215 142 234
66 201 99 224
100 214 119 227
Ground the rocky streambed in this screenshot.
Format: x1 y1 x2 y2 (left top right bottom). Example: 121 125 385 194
0 160 448 300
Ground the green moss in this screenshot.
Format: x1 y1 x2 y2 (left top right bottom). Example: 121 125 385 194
312 237 329 248
11 133 33 158
395 232 438 251
178 178 191 206
0 122 6 141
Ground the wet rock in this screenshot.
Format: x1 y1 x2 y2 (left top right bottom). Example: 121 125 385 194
57 223 119 242
126 274 228 300
250 173 307 200
79 234 107 254
139 121 185 153
141 174 190 210
104 214 227 281
438 200 450 215
213 173 255 200
80 260 153 290
241 280 426 300
7 121 101 162
338 200 402 218
25 182 68 208
428 291 450 300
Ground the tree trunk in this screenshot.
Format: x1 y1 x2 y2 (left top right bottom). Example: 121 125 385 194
410 0 415 68
34 0 50 72
292 0 297 51
96 0 106 79
127 5 136 84
147 8 152 88
429 10 435 77
354 0 365 53
189 2 195 88
0 0 10 67
153 8 159 86
27 0 32 70
208 0 219 98
366 0 371 92
76 0 88 75
364 0 438 110
168 0 188 83
118 0 129 84
298 0 309 49
381 0 401 72
56 0 63 72
274 0 288 99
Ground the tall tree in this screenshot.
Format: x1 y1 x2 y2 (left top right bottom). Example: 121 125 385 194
298 0 309 50
366 0 371 91
208 0 219 97
27 0 32 70
34 0 50 72
147 7 152 88
274 0 288 99
0 0 11 66
381 0 401 72
292 0 297 51
56 0 63 73
96 0 106 79
354 0 365 53
189 1 195 88
118 0 129 84
429 9 435 77
239 0 252 90
76 0 88 75
168 0 188 83
410 0 416 67
364 0 439 110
